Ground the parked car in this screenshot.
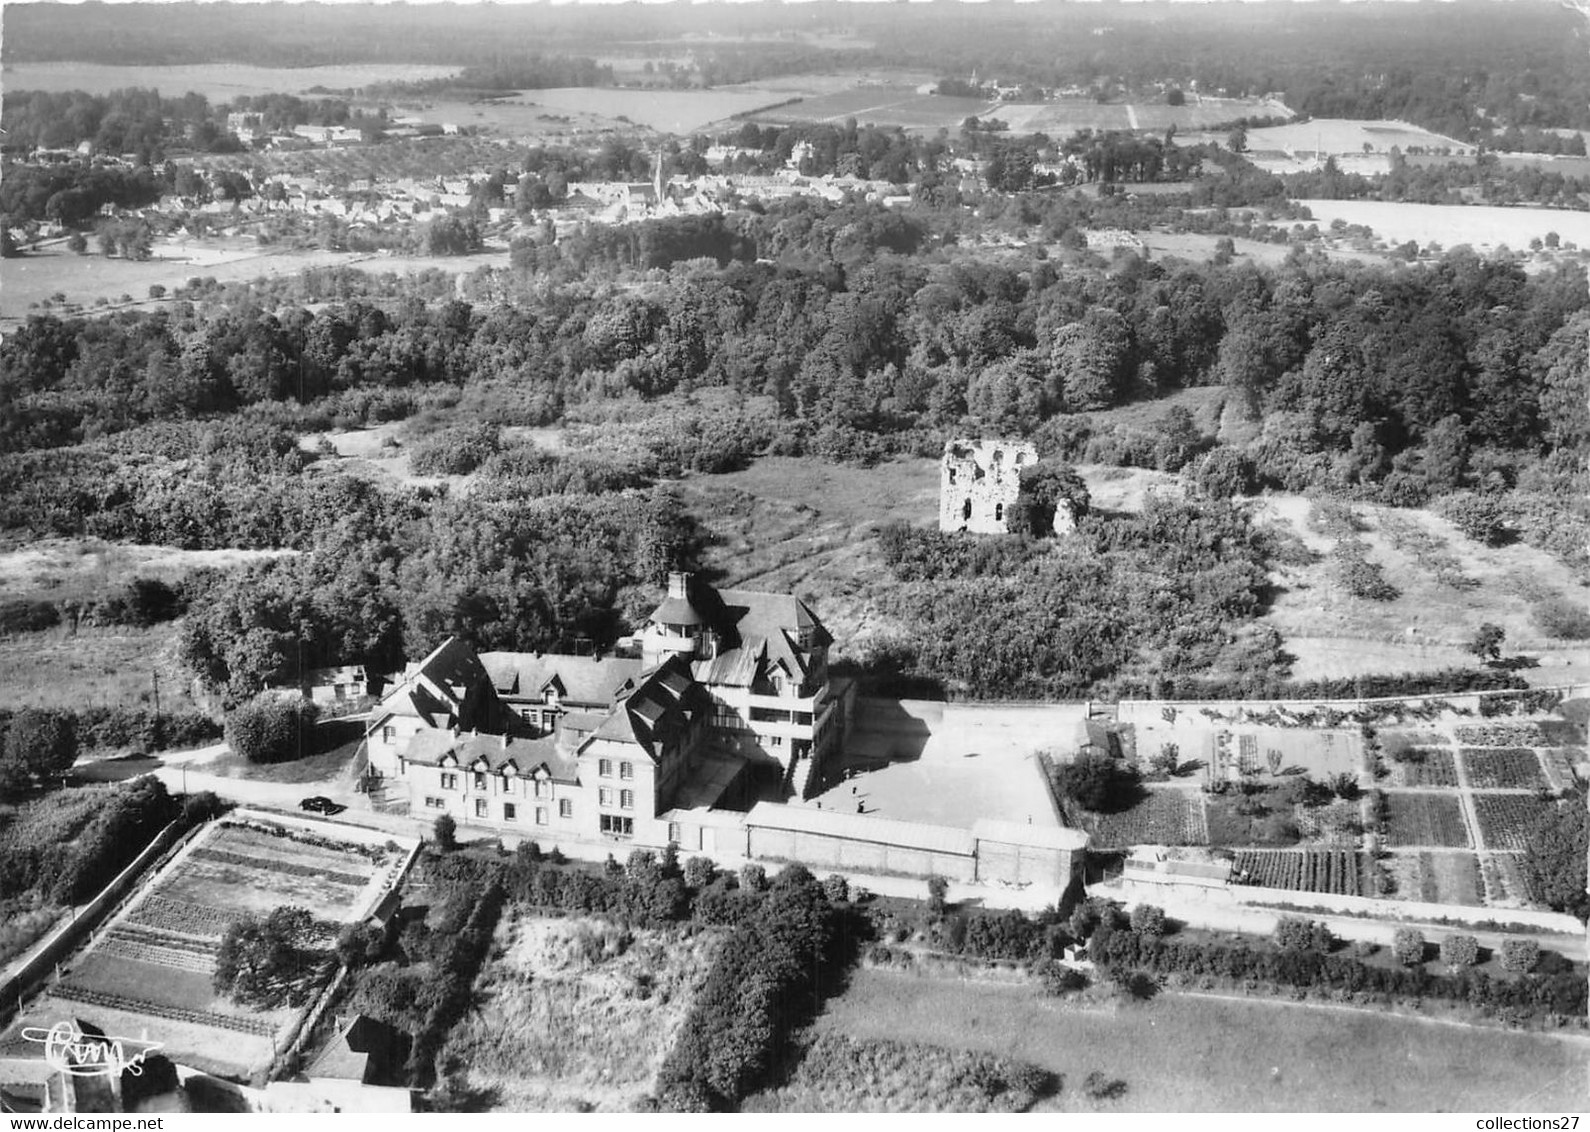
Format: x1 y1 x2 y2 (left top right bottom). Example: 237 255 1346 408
299 796 346 816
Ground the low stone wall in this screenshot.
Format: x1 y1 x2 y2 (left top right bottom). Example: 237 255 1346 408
1230 884 1585 936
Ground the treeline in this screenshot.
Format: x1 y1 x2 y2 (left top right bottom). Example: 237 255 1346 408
0 707 220 800
367 55 614 98
0 88 230 160
1091 919 1586 1021
1283 156 1590 214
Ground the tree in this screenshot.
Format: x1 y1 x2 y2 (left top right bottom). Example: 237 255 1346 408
224 695 318 764
1392 927 1426 966
213 905 323 1007
1439 492 1509 547
1500 938 1540 974
1013 461 1091 535
1054 753 1143 814
1439 934 1479 969
1129 903 1166 937
1467 623 1505 662
926 874 950 916
1190 447 1256 500
1227 126 1248 154
433 813 458 852
3 708 79 784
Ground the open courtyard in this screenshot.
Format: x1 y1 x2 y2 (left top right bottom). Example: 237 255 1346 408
805 699 1086 829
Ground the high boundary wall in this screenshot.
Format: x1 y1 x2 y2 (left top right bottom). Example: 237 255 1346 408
1117 683 1590 727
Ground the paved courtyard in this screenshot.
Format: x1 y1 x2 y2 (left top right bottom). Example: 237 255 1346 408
804 699 1091 829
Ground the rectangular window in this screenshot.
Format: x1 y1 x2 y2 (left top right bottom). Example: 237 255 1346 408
599 758 613 777
667 821 681 845
504 803 517 821
382 726 396 743
474 798 487 818
620 789 634 810
440 772 458 790
534 779 548 799
535 806 548 826
426 796 446 809
600 814 634 837
599 787 613 806
473 771 486 790
619 761 633 780
769 735 784 748
559 799 572 819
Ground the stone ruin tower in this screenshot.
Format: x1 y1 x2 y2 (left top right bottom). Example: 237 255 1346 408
939 438 1035 533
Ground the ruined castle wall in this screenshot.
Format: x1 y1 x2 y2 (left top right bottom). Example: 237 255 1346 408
938 438 1036 533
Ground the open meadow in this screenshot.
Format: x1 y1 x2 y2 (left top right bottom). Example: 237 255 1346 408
0 62 461 100
1294 200 1590 254
1 241 508 325
806 967 1590 1111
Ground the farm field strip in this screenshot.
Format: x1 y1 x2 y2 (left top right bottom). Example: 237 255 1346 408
1084 788 1207 847
1383 793 1470 848
1457 748 1546 790
1230 849 1364 895
1471 793 1554 853
48 983 277 1036
1393 749 1459 788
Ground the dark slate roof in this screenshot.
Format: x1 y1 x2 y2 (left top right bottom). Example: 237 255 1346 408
305 1016 407 1085
479 652 641 708
401 730 576 782
367 637 488 732
686 583 830 690
585 654 703 761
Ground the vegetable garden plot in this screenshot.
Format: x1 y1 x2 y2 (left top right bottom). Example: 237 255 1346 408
1230 849 1364 895
1472 793 1553 852
1453 722 1551 746
1394 749 1458 788
1459 748 1545 789
1384 793 1470 847
1084 788 1207 847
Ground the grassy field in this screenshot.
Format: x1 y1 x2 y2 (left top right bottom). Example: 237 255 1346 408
813 967 1590 1111
2 241 509 324
1250 118 1473 157
676 454 938 656
445 913 720 1112
460 86 795 135
749 86 996 130
0 538 289 604
0 624 203 714
0 62 461 100
1294 200 1590 253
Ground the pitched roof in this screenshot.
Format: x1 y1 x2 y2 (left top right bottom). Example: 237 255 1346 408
401 730 576 782
368 637 488 732
678 581 831 690
305 1015 406 1085
479 652 641 708
583 654 703 761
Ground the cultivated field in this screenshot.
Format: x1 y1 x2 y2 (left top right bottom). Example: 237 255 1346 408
1249 119 1474 157
443 913 720 1112
438 87 794 136
1082 786 1208 849
1294 200 1590 254
1383 793 1470 849
5 815 411 1078
1 241 508 324
748 85 997 130
0 62 461 100
812 967 1590 1111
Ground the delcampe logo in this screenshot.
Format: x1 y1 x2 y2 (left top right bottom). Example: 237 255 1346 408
19 1022 164 1079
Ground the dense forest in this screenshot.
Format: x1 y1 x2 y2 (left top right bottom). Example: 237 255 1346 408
2 184 1586 700
6 0 1589 145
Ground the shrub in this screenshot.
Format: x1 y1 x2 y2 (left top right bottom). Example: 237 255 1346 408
1053 753 1144 813
1531 598 1590 640
926 874 950 915
1439 934 1479 969
1129 904 1166 937
1036 958 1088 995
0 598 60 634
433 813 457 851
1392 927 1426 966
181 790 226 825
684 856 716 889
1083 1071 1128 1102
739 863 766 893
1438 492 1510 546
1274 916 1331 952
1501 939 1540 974
224 695 318 764
822 874 850 905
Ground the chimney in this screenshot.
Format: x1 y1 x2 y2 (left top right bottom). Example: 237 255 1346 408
500 734 509 749
667 572 690 600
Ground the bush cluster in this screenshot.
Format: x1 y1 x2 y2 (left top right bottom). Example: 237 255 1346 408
656 865 844 1110
224 695 320 764
0 776 179 905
